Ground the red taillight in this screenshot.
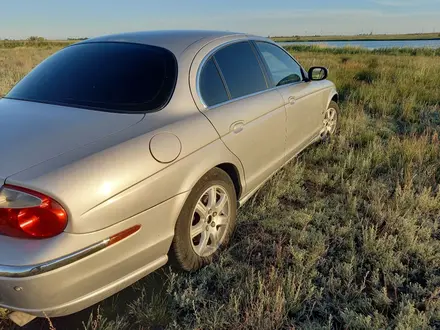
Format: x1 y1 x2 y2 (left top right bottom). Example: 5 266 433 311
0 185 68 239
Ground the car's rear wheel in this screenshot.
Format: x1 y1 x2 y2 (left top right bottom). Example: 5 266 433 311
321 101 339 140
171 168 237 271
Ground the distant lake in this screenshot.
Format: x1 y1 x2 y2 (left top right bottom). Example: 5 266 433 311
279 39 440 49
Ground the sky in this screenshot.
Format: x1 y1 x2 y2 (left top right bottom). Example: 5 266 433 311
1 0 440 39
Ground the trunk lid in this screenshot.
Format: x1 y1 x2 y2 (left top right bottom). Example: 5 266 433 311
0 98 143 179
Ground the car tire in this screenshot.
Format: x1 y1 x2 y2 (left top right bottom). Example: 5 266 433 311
170 168 237 271
321 101 339 140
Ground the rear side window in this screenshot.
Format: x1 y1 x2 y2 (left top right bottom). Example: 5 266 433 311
214 42 267 99
199 58 229 107
255 42 303 87
6 42 177 113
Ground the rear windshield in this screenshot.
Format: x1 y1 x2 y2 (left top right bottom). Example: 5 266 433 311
6 42 177 113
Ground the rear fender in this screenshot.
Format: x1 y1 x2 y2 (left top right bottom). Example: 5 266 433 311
71 139 244 233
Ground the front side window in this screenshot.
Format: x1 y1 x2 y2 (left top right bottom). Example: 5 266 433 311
199 58 229 107
214 42 267 99
255 42 303 87
6 42 177 112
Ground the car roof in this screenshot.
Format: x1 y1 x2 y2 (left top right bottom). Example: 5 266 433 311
81 30 251 56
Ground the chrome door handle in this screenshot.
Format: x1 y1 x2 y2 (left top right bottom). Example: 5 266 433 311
288 96 296 105
230 121 244 134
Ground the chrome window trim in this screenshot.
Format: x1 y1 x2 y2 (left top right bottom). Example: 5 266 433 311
196 38 308 110
0 239 110 278
204 83 304 111
212 56 232 100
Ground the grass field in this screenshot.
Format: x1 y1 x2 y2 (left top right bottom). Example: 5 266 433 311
272 32 440 42
1 45 440 329
1 31 439 47
0 39 73 49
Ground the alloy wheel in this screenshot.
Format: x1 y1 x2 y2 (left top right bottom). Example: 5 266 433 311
323 107 338 136
190 185 231 257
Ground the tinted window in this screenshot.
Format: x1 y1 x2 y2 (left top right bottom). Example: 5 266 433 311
255 42 303 87
214 42 267 99
199 58 229 107
6 42 177 112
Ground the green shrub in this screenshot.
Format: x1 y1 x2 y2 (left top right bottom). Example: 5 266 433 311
355 69 379 84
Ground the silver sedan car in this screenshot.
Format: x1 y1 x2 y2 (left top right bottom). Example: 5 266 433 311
0 30 338 323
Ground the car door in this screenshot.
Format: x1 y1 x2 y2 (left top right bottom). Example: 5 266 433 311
198 41 286 195
254 41 324 160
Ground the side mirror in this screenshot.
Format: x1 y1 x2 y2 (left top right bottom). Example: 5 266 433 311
308 66 328 81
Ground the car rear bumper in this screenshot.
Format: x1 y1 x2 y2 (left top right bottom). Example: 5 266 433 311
0 192 188 317
0 255 168 318
0 237 111 279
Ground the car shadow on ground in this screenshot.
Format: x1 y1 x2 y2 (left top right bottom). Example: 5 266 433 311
18 270 169 330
